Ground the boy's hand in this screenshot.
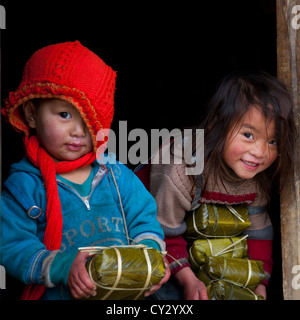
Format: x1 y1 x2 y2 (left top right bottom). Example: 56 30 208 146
67 251 97 299
144 257 171 297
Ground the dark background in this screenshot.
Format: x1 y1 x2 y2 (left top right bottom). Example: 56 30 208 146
0 0 282 300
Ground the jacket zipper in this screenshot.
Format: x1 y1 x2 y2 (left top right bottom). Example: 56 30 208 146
56 181 92 210
84 199 91 210
56 165 106 211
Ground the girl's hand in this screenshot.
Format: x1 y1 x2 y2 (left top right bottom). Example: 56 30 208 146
254 283 267 300
144 257 171 297
176 267 209 300
67 251 97 299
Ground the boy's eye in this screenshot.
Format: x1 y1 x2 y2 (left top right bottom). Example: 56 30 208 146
244 132 254 139
59 112 71 119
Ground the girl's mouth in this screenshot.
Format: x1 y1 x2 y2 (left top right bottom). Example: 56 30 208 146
241 160 260 169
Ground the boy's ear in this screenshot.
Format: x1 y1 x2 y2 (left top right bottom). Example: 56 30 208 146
23 101 37 129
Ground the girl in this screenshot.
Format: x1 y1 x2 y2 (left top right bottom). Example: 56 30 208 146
141 71 296 300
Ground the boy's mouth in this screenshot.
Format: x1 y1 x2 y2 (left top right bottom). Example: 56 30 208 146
65 143 84 151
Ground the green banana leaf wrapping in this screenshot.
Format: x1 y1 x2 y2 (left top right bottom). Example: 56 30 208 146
185 204 251 239
84 246 165 300
207 280 264 300
203 256 265 288
189 237 248 270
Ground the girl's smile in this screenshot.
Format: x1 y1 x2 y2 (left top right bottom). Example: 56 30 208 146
241 160 261 169
223 106 278 180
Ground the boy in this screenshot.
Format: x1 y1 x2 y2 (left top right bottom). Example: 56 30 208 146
1 41 168 300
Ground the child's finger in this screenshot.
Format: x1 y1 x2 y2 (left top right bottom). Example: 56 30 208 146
198 282 209 300
70 280 88 299
160 259 171 284
78 269 97 292
72 276 97 299
144 284 160 297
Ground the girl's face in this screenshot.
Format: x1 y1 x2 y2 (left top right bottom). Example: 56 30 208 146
223 106 278 180
25 99 93 162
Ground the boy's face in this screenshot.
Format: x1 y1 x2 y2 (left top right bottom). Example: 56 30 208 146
223 106 278 180
24 99 93 162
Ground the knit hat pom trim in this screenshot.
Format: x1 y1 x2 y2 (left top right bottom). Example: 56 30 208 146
3 82 111 152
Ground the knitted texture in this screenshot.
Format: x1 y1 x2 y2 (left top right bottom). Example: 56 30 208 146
21 136 96 300
2 41 116 151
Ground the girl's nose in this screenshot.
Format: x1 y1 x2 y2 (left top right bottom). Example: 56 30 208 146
250 141 267 158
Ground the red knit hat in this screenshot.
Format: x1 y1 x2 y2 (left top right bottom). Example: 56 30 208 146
3 40 116 151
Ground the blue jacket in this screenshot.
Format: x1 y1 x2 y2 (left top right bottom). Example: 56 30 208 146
1 158 165 299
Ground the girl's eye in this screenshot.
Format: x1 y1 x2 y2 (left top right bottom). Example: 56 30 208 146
244 132 254 140
59 112 71 119
269 139 277 145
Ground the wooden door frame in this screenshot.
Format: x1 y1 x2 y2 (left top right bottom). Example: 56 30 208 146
276 0 300 300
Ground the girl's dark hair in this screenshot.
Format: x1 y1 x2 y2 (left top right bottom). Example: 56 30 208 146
195 71 296 201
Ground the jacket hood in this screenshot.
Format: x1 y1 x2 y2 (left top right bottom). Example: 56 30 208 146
9 157 103 177
9 157 42 177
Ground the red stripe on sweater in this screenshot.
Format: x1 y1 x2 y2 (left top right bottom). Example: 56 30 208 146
201 190 256 204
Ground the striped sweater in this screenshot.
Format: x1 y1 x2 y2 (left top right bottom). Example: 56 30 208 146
149 157 273 285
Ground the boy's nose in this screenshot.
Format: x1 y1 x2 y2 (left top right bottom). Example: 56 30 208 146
71 118 87 137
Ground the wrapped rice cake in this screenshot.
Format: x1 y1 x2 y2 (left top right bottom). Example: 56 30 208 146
185 204 251 239
203 256 265 288
207 280 264 300
81 245 165 300
189 236 248 270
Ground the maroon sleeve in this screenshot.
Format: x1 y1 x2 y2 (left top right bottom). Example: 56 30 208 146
165 235 191 275
247 239 273 286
